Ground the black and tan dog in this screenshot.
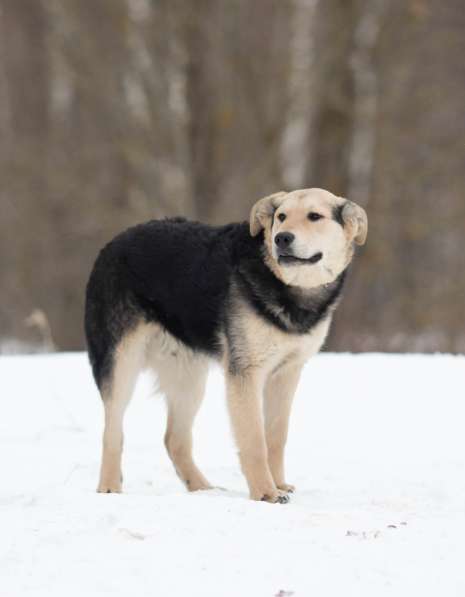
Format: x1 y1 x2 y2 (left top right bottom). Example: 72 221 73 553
85 188 367 503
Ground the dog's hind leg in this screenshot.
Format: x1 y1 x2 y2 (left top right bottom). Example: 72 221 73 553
150 333 212 491
97 324 149 493
163 360 212 491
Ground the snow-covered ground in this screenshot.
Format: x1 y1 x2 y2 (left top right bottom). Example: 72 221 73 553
1 352 464 597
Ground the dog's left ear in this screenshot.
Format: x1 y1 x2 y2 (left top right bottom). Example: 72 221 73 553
341 200 368 245
250 191 287 236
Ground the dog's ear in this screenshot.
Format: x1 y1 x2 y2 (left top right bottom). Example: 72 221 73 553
249 191 287 237
341 200 368 245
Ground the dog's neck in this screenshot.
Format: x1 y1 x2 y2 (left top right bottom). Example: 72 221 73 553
236 243 347 335
286 274 347 311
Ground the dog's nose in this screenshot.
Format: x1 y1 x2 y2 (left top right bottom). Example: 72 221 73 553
274 232 295 248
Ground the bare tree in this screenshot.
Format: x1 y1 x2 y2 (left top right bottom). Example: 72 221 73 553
0 0 51 347
329 0 465 352
304 0 359 196
183 0 294 223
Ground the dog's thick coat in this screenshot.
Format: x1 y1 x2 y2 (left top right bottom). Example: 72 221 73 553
85 188 367 502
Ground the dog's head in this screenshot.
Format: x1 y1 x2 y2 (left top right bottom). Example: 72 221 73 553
250 188 367 288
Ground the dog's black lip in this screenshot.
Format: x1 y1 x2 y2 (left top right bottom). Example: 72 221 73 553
278 252 323 266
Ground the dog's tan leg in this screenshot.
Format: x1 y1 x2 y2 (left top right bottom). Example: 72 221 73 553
264 360 303 493
226 370 289 503
97 325 148 493
156 351 212 492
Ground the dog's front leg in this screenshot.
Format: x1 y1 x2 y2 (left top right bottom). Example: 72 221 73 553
226 369 289 503
264 360 303 493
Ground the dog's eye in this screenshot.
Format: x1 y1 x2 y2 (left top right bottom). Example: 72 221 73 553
308 212 323 222
277 213 286 222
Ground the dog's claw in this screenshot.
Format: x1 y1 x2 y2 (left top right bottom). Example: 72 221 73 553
97 483 122 494
260 490 291 504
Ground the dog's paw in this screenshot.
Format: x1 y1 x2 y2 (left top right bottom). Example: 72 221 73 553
97 481 122 494
264 489 291 504
186 481 214 492
273 491 291 504
277 483 295 493
255 489 291 504
185 475 214 492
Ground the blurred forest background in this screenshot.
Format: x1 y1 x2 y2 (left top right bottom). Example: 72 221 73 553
0 0 464 354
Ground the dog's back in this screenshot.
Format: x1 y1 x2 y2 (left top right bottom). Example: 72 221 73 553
85 218 254 389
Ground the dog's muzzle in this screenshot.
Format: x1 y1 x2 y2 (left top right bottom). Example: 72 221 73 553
274 233 323 265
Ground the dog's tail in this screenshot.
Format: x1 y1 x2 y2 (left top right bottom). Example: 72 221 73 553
84 241 139 392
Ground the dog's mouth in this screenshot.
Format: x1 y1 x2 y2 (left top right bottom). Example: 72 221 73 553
278 252 323 266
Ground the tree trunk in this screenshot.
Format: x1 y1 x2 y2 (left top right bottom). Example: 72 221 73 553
329 0 465 352
184 0 293 224
305 0 358 196
0 0 51 349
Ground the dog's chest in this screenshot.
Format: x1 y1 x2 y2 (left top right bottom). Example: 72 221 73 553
226 298 331 375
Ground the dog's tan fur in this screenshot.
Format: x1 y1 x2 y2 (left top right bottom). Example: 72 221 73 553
98 322 151 493
97 188 367 502
98 322 211 494
254 188 366 289
222 289 331 501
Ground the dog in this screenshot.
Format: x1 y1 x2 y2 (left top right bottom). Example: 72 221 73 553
85 188 367 503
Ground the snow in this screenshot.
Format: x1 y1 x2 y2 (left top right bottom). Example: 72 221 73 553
1 351 465 597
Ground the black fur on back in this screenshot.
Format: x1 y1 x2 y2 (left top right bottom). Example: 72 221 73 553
85 218 347 389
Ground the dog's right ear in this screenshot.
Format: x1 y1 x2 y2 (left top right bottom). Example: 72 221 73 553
249 192 287 237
